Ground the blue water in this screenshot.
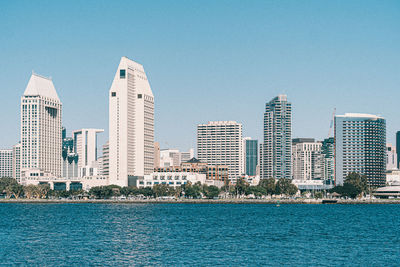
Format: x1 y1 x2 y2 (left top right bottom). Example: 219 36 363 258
0 204 399 266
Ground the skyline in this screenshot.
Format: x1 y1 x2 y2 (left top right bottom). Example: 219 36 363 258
1 0 400 151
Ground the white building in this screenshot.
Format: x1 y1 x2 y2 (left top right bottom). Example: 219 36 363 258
197 121 244 181
21 73 62 178
137 172 207 188
102 142 109 177
12 143 21 182
292 138 323 180
72 128 104 176
159 148 194 167
386 143 397 170
109 57 155 187
386 170 400 185
0 149 13 178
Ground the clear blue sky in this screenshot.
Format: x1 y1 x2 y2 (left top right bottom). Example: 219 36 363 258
1 0 399 151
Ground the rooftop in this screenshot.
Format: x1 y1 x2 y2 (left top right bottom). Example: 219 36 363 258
23 72 60 102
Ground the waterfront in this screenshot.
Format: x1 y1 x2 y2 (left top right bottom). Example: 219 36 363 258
1 204 399 266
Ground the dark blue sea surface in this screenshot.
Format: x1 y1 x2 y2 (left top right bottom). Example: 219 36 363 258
0 203 399 266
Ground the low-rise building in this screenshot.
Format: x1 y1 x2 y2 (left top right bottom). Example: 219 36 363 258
137 172 206 188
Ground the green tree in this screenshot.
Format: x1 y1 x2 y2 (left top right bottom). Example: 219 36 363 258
344 172 367 195
247 186 266 198
314 191 323 199
276 178 298 196
24 184 39 199
235 178 249 197
259 178 276 196
153 184 170 197
204 185 220 199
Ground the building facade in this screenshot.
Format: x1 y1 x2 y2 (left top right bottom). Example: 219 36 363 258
72 129 104 176
102 141 109 177
109 57 155 186
386 143 397 170
244 138 258 176
0 149 13 178
154 142 160 168
292 138 323 181
335 113 386 186
197 121 243 181
12 143 21 182
21 73 62 178
262 95 292 179
321 137 335 182
396 131 400 169
159 148 194 168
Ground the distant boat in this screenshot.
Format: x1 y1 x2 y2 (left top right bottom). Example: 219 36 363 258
276 200 280 207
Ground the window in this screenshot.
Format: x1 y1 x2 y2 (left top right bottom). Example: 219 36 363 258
138 94 142 99
111 92 116 97
120 69 126 79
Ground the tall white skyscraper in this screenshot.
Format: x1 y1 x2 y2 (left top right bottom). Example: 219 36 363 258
72 129 104 170
197 121 244 181
386 143 397 170
109 57 155 187
0 149 13 178
21 73 62 178
262 95 292 179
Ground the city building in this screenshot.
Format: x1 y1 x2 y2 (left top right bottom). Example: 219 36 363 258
244 138 258 176
109 57 155 187
262 95 292 180
197 121 243 181
136 172 224 189
12 143 21 182
156 158 229 182
159 148 194 168
292 138 323 180
102 141 109 177
396 131 400 168
154 142 160 168
386 170 400 186
335 113 386 187
62 134 79 179
0 149 13 178
386 143 397 170
21 73 62 178
321 137 335 182
72 129 104 171
181 148 195 163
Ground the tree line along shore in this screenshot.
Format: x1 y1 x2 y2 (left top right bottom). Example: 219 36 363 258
0 173 391 201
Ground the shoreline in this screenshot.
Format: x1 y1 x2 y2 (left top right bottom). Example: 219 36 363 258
1 198 400 204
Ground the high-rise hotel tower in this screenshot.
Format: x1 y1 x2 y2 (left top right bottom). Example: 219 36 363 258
262 95 292 179
109 57 154 187
335 113 386 187
21 73 62 177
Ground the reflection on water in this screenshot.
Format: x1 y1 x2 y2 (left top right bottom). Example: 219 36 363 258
0 204 399 265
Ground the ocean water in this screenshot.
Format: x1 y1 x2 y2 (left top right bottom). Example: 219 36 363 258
0 203 399 266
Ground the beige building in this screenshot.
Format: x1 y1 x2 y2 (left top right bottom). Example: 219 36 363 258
109 57 154 186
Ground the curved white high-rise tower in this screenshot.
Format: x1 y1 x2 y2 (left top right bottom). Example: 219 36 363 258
21 73 62 178
109 57 154 187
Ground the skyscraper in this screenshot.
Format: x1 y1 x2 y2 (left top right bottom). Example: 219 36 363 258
244 138 258 176
197 121 244 181
109 57 155 187
102 141 109 177
72 129 104 171
12 143 21 182
321 137 335 182
396 131 400 168
21 73 62 178
262 95 292 179
386 143 397 170
335 113 386 186
291 138 323 180
0 149 13 178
